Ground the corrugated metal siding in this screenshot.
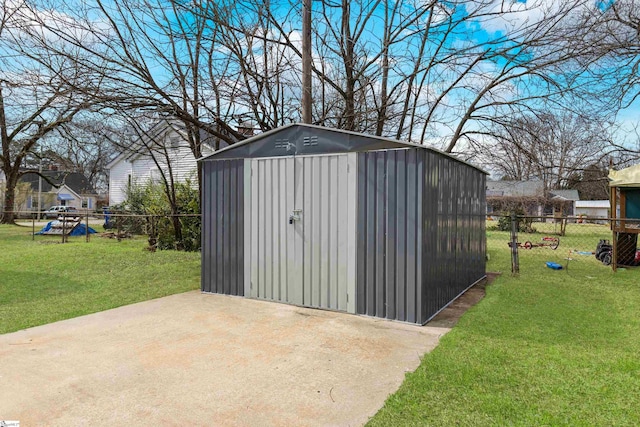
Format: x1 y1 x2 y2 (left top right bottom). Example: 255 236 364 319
245 155 357 311
356 149 424 323
356 148 485 324
300 155 356 311
422 152 486 322
246 157 297 303
201 159 244 295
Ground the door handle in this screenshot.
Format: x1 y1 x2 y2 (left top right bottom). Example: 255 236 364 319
289 209 302 224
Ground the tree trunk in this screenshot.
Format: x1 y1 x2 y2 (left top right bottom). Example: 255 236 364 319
341 0 356 130
2 180 16 224
171 208 184 251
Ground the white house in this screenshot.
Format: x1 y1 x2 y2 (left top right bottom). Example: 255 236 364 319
107 120 221 205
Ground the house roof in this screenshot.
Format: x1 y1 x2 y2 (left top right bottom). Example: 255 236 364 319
486 180 545 198
20 171 96 195
106 119 223 170
549 189 580 201
575 200 610 208
198 123 486 173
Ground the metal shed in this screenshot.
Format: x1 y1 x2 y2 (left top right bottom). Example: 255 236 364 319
199 124 486 325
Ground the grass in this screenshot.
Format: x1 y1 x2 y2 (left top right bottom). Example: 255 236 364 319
368 221 640 426
4 220 639 424
0 224 200 334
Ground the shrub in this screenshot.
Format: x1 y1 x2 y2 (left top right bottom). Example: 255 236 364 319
497 209 536 233
115 180 201 251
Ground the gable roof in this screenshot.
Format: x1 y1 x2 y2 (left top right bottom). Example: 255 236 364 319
106 119 223 170
486 180 545 198
20 171 96 195
549 189 580 201
198 123 486 173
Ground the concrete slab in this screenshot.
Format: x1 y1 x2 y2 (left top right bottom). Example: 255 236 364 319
0 292 451 426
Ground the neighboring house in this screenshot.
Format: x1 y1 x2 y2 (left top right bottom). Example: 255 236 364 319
107 119 223 205
547 189 580 216
487 180 581 217
575 200 610 219
15 170 98 214
486 180 545 215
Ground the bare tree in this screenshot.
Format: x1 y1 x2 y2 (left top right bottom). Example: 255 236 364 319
472 109 614 191
21 0 636 175
39 117 120 194
0 1 94 223
212 0 622 153
579 0 640 109
21 0 245 151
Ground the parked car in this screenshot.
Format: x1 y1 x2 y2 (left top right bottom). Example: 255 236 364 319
43 206 78 219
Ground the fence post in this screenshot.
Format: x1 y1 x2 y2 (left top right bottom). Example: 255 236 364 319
510 213 519 274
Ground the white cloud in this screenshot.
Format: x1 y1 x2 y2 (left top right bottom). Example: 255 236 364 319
479 0 594 35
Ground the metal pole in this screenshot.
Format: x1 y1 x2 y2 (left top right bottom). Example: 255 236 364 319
510 213 519 275
86 208 90 243
37 155 42 220
301 0 312 124
32 215 35 241
62 213 66 244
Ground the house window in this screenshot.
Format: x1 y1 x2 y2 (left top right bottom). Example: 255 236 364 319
127 174 132 189
170 136 181 149
82 199 88 208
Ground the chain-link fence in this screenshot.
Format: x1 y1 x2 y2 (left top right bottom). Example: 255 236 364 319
6 209 638 271
488 215 639 274
6 209 202 251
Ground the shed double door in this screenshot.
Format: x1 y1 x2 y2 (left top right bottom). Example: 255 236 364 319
244 154 357 313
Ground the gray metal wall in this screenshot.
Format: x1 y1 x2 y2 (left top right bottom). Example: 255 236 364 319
356 148 486 324
201 159 244 295
356 149 424 323
425 153 486 322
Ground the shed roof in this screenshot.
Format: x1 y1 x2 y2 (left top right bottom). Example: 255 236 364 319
198 123 485 173
575 200 610 208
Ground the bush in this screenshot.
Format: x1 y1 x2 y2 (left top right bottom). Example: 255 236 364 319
115 180 201 251
497 209 536 233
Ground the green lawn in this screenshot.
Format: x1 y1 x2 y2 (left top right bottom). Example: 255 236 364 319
4 221 639 424
369 222 640 426
0 224 200 334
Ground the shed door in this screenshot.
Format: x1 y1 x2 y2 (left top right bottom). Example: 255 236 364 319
244 154 357 313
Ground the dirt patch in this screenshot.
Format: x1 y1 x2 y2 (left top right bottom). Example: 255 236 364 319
427 272 500 328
